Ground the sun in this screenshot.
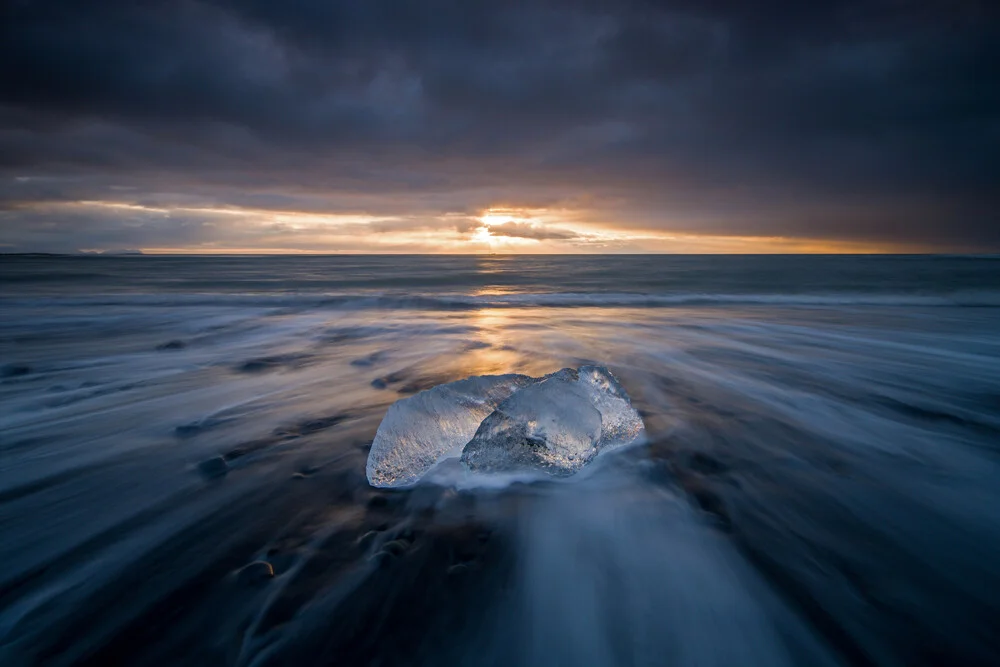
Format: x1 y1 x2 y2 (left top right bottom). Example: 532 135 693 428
479 211 517 226
470 225 494 247
473 208 520 249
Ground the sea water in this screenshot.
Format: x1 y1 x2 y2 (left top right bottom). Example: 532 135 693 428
1 254 999 666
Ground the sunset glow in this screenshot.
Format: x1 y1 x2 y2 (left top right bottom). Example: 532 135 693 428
36 199 926 255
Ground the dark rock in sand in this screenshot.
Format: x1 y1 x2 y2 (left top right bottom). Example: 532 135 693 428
369 550 395 568
198 456 229 479
1 363 31 377
688 451 728 475
351 351 387 367
156 340 186 351
366 492 407 510
237 560 275 585
175 423 205 438
175 415 236 438
689 484 731 531
237 353 312 373
367 494 389 508
239 358 278 372
356 530 379 550
382 539 411 556
283 414 349 436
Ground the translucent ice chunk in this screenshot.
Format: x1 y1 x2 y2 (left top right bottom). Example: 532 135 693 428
460 369 601 475
576 365 647 449
366 366 644 487
461 366 645 476
366 373 533 487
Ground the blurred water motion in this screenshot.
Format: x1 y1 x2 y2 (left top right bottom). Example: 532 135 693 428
1 254 999 666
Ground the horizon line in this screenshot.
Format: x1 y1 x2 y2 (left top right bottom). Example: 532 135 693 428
4 251 998 258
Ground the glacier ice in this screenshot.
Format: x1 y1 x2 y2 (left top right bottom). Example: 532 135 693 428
366 374 533 487
462 367 645 476
461 372 604 475
366 366 645 488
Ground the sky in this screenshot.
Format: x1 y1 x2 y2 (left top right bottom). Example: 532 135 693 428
1 0 998 254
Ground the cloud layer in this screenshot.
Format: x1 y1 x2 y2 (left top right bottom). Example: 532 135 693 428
1 1 998 252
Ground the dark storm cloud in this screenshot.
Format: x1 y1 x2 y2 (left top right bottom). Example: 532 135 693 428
1 0 998 250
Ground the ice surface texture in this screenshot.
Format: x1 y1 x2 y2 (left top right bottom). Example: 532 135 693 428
366 366 644 487
365 374 533 487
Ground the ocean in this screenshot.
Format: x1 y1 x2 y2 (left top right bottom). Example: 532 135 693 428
1 254 999 666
